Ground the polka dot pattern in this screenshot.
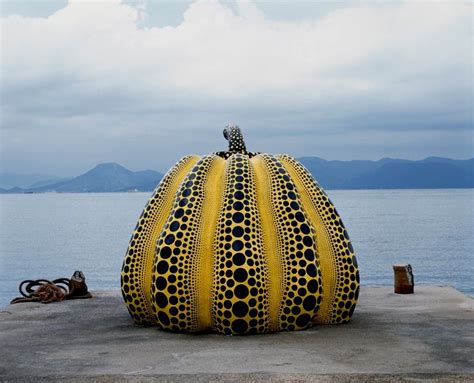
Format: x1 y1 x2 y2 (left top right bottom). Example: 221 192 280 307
257 154 323 331
277 155 360 324
150 155 215 332
121 155 198 325
212 153 270 335
122 128 359 334
215 125 259 159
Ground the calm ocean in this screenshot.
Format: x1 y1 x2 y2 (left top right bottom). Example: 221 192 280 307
0 189 472 307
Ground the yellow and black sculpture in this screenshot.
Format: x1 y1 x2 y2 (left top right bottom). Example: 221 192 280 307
121 125 359 334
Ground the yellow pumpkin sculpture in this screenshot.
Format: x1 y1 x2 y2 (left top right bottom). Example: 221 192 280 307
121 125 359 334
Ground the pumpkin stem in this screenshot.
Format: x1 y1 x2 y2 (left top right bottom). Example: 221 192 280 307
223 124 247 153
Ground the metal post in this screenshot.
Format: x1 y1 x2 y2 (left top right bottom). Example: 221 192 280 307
393 264 414 294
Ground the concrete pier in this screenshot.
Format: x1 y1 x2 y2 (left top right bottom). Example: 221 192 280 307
0 286 473 382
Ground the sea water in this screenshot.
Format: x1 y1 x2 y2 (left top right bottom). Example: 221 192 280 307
0 189 472 307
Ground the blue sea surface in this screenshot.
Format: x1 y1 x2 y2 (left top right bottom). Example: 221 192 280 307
0 189 472 307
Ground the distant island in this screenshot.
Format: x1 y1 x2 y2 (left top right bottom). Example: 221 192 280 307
0 156 473 193
0 163 163 193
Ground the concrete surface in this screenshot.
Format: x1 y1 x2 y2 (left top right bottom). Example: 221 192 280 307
0 286 473 382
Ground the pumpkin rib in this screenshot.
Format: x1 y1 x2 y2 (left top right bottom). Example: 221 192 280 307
256 154 323 331
250 155 283 332
277 155 360 324
151 155 216 332
211 153 271 335
277 154 337 324
121 155 200 325
196 155 226 331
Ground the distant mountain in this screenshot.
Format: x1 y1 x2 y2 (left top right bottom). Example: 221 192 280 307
28 177 73 189
0 186 25 194
298 157 474 189
19 163 163 193
1 157 472 194
0 173 62 189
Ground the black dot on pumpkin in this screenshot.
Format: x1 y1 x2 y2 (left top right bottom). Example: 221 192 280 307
232 319 248 334
234 191 244 200
298 287 307 297
232 253 245 266
302 235 314 248
158 311 170 326
156 277 167 290
296 314 311 327
234 268 248 282
157 260 169 274
232 240 244 251
170 221 179 231
301 224 310 234
235 284 249 299
352 255 358 268
295 212 305 222
167 285 177 294
233 202 244 211
161 247 172 259
174 209 184 218
349 304 356 317
304 249 315 261
303 295 317 311
155 293 168 308
307 264 317 277
233 212 244 223
232 301 249 317
232 226 244 237
291 306 301 315
307 280 318 293
165 234 175 245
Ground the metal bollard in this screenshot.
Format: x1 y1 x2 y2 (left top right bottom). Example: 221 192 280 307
393 264 414 294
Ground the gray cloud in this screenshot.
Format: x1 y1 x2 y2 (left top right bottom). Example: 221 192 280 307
1 0 472 176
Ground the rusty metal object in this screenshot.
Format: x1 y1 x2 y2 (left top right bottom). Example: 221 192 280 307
10 271 92 304
66 271 92 300
393 264 414 294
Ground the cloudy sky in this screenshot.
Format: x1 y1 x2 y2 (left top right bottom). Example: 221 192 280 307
1 0 472 176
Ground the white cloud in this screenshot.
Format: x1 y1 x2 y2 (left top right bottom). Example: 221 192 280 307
0 0 472 174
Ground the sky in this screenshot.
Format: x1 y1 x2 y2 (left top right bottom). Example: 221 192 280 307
1 0 472 176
